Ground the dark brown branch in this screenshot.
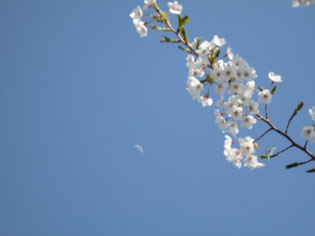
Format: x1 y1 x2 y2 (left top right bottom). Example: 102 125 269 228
257 113 315 160
254 128 272 143
270 144 294 158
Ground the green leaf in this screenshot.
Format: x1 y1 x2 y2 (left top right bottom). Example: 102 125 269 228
230 77 236 82
181 28 188 43
177 15 189 31
215 49 221 58
196 38 201 49
150 25 169 31
294 101 304 113
260 155 269 159
206 74 214 84
271 85 277 95
306 168 315 173
178 45 191 53
258 86 264 92
160 36 179 43
286 162 301 169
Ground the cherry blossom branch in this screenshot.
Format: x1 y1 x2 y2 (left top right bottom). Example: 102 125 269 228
256 113 315 160
152 4 198 56
130 1 315 172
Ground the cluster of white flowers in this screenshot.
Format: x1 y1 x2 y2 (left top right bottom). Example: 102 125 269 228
130 1 183 38
301 106 315 143
183 35 285 169
130 5 148 38
292 0 315 7
223 135 264 170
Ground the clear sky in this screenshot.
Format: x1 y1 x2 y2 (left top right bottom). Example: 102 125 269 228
0 0 315 235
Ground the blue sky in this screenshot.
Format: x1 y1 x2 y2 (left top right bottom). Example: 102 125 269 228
0 0 314 235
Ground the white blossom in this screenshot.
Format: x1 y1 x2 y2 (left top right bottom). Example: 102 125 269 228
230 106 243 120
241 115 257 129
212 35 226 47
130 6 143 20
265 146 277 159
247 100 259 114
197 40 215 57
199 96 213 107
226 148 243 168
224 95 241 114
223 62 236 81
309 106 315 121
215 116 228 130
216 96 225 107
226 47 234 60
292 0 315 7
224 135 232 153
238 136 255 156
244 155 265 170
211 60 225 82
215 81 229 95
223 135 242 168
258 89 272 104
232 54 248 69
133 19 148 38
268 72 283 83
168 1 183 15
237 88 253 104
228 81 242 95
186 76 203 100
241 66 257 81
143 0 156 9
301 126 315 140
227 121 239 136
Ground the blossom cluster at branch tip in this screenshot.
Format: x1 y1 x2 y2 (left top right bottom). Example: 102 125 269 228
130 5 147 38
268 72 283 83
168 1 183 15
292 0 315 7
301 106 315 144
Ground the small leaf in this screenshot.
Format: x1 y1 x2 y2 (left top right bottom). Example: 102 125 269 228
178 45 190 53
258 86 264 91
260 155 268 159
196 38 201 49
160 36 179 43
230 77 236 82
294 101 304 113
286 162 301 169
306 168 315 173
206 74 214 84
150 25 170 31
181 28 187 42
271 85 277 95
177 15 190 31
215 49 221 58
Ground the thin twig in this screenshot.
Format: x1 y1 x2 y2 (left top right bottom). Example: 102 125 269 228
285 101 304 134
254 128 272 143
270 144 294 158
257 113 315 160
304 140 309 149
265 104 268 120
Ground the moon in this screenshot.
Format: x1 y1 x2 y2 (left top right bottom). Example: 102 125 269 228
134 144 143 154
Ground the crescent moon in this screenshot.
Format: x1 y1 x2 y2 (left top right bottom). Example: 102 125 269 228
134 144 144 154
